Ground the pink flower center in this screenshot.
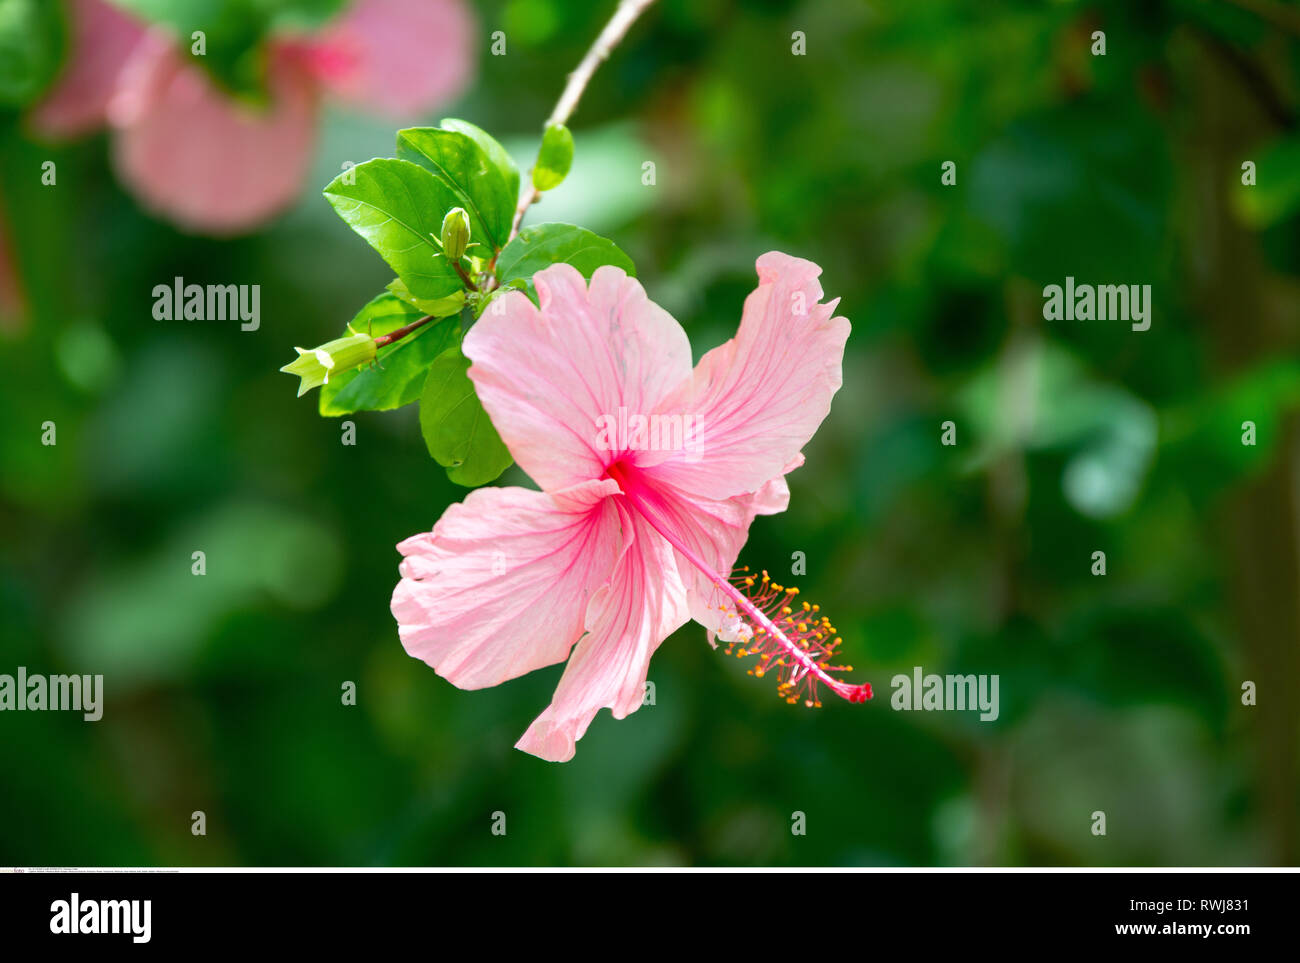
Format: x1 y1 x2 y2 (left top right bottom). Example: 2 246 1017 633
605 460 873 708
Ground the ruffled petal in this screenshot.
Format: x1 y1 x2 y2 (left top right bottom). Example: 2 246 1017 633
28 0 146 139
290 0 476 117
463 264 694 493
392 479 623 690
516 502 688 762
109 37 318 235
645 252 849 501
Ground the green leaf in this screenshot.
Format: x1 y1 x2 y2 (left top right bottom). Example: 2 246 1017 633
439 117 521 212
318 294 461 416
494 223 636 300
533 123 574 191
386 278 465 317
0 0 66 106
323 158 463 303
418 347 513 487
396 127 515 253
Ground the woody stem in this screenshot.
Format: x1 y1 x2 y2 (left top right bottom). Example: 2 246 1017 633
452 260 479 291
507 0 659 242
373 315 435 348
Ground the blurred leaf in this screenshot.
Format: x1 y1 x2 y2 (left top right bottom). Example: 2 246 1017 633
323 158 463 302
110 1 348 89
418 346 513 487
959 340 1157 517
268 0 348 30
0 0 65 106
397 127 515 253
60 502 343 686
318 293 461 416
1232 136 1300 229
1060 606 1229 730
1161 359 1300 493
968 104 1169 282
495 223 635 300
1060 392 1157 519
111 0 272 96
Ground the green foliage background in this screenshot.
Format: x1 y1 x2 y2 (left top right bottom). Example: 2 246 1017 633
2 0 1299 865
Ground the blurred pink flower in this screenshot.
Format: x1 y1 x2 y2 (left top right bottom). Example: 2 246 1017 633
391 255 869 762
30 0 476 234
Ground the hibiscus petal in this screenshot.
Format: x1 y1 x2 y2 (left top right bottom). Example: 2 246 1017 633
109 39 318 235
392 479 623 690
638 455 802 647
646 252 849 501
294 0 476 118
516 503 688 762
28 0 146 139
464 264 694 493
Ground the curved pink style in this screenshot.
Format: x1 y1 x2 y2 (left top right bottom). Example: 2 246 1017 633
393 254 870 762
27 0 477 234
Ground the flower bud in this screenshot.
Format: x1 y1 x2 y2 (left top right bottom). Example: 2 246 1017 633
532 123 574 192
280 331 377 397
440 207 471 261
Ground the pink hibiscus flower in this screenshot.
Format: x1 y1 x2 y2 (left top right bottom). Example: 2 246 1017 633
392 253 872 762
29 0 476 234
